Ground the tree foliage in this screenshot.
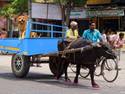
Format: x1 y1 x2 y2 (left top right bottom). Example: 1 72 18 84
54 0 87 25
0 0 31 18
0 4 15 18
54 0 87 6
11 0 28 14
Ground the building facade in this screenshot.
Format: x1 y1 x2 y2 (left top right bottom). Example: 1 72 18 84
87 0 125 32
33 0 125 36
1 0 124 35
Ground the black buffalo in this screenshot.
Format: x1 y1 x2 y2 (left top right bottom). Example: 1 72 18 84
57 38 116 88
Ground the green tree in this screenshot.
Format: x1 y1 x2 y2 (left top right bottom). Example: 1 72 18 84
0 0 36 18
0 0 34 31
0 4 15 18
11 0 28 14
54 0 87 26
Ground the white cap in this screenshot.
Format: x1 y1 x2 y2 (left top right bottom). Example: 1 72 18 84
70 21 78 26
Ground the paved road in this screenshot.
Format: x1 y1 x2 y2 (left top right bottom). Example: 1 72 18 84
0 53 125 94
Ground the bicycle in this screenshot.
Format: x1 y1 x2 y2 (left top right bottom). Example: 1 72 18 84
69 64 90 78
95 57 119 82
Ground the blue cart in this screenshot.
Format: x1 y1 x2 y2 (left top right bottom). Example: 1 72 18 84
0 20 68 77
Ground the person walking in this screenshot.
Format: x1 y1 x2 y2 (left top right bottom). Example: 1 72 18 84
113 33 125 61
108 30 119 48
101 30 107 42
0 28 7 39
114 33 125 49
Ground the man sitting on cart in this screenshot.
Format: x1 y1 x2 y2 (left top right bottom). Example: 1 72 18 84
66 21 79 42
82 22 102 43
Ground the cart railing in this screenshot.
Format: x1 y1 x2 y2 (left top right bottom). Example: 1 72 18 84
25 20 68 38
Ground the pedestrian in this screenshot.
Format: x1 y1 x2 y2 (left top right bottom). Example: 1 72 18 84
66 21 79 42
105 28 112 43
113 33 125 62
101 30 107 42
0 28 7 39
114 33 125 49
82 22 102 43
108 30 119 48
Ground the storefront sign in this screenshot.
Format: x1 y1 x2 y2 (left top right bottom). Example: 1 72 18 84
70 8 87 19
87 9 124 17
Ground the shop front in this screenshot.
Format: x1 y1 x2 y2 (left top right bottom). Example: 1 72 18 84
87 9 125 32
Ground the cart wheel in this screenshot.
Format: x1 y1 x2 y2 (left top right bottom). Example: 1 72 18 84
11 54 30 78
49 56 64 76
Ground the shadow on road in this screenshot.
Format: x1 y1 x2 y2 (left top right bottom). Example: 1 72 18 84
0 72 91 89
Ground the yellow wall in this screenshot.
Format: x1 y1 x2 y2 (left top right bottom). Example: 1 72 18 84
87 0 111 5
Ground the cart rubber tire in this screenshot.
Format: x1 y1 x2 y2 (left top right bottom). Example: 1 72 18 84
11 54 30 78
49 56 64 76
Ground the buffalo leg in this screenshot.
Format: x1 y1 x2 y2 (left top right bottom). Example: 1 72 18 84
64 63 71 82
74 64 81 84
89 65 99 88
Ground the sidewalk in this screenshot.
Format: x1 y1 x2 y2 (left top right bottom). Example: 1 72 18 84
119 51 125 69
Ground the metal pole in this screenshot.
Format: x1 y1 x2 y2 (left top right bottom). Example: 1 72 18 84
28 0 32 19
118 16 120 31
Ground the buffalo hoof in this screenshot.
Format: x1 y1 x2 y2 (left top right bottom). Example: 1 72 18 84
54 75 60 80
64 79 72 85
54 76 58 80
92 83 100 88
65 78 72 83
74 77 78 84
